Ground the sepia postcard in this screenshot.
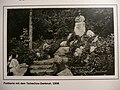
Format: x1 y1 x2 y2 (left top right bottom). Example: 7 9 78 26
0 0 120 90
3 4 119 80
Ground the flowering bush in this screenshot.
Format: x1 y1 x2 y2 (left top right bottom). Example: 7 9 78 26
68 34 114 75
8 30 37 65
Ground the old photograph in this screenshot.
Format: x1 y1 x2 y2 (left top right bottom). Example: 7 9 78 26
6 7 115 77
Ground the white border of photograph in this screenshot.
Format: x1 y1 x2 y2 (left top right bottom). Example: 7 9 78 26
3 4 119 80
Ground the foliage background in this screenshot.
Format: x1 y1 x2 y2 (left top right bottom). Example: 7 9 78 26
7 8 114 41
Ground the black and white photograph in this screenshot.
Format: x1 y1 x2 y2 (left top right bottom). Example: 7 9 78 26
1 0 120 89
5 6 117 78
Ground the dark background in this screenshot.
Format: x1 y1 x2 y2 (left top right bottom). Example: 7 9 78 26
7 8 114 41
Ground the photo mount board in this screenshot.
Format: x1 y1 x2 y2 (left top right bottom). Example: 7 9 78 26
3 4 119 80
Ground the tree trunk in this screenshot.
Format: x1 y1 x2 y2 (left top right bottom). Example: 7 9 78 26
29 9 33 50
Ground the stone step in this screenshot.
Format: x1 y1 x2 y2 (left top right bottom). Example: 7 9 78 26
33 59 55 65
30 69 54 75
29 65 53 69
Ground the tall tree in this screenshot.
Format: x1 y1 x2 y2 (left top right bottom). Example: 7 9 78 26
29 9 33 50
